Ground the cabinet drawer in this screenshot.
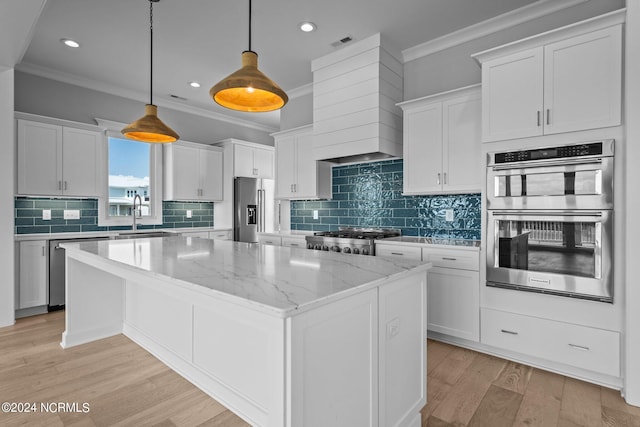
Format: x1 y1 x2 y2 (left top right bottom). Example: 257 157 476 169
481 308 620 377
258 235 281 246
375 244 422 261
210 231 231 240
182 231 210 239
281 236 306 249
422 247 479 271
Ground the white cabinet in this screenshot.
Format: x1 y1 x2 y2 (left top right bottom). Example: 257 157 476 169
258 234 282 246
281 235 306 249
481 308 620 377
376 241 480 342
17 240 48 309
399 85 481 195
474 17 623 142
234 143 274 179
273 125 332 200
164 142 223 202
17 119 102 197
210 230 232 240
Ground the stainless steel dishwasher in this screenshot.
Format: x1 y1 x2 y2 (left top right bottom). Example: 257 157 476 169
49 237 111 310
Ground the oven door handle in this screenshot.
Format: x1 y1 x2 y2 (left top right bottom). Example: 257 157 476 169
490 210 603 217
491 158 603 171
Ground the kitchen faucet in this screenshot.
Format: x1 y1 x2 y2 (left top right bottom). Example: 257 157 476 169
132 194 142 232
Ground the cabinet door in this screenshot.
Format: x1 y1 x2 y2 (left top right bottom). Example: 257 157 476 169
442 94 481 193
17 120 62 195
427 267 479 342
375 244 422 260
62 127 102 197
293 132 319 199
543 25 622 135
200 149 223 201
481 47 544 142
234 144 256 177
170 145 200 200
18 240 48 309
403 102 443 194
275 135 297 198
253 147 274 179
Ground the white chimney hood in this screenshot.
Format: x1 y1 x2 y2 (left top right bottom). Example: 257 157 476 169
311 33 404 164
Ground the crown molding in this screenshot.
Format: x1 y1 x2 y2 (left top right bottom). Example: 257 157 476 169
286 83 313 99
401 0 591 63
15 61 279 133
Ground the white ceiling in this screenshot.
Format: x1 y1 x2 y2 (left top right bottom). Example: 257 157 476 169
17 0 540 129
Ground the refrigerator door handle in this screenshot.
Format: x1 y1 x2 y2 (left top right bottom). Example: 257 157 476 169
257 189 263 233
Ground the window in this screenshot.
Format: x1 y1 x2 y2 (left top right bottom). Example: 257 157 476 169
97 123 163 227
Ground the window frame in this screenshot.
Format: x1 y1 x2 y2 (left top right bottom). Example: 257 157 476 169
96 120 163 227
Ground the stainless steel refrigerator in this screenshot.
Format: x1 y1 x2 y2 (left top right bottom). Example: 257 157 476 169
234 177 275 242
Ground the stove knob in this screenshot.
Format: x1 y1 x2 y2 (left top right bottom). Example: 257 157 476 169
343 247 351 253
307 243 314 249
361 248 369 255
314 244 322 250
352 247 360 254
331 245 341 252
322 245 329 251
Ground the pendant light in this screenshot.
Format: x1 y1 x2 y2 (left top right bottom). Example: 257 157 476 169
122 0 179 143
209 0 288 112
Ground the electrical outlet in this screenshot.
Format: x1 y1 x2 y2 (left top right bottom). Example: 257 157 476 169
42 210 51 220
63 209 80 220
445 209 454 222
186 210 193 218
313 210 319 220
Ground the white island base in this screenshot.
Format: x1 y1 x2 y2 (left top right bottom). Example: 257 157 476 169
61 239 428 427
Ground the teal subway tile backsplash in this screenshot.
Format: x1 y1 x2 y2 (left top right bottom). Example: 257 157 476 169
14 198 214 234
290 159 481 240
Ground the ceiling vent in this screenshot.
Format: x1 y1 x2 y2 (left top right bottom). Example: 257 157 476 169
330 35 354 48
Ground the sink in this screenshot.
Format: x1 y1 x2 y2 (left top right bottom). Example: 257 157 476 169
112 231 177 240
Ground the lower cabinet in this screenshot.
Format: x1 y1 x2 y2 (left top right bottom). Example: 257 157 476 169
281 236 307 249
180 230 232 240
16 240 48 310
257 234 307 248
481 307 620 377
375 242 480 342
258 235 282 246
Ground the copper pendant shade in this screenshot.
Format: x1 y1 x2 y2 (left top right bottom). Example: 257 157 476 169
122 0 179 143
210 0 288 112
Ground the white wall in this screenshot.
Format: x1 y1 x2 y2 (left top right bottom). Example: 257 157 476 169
279 92 313 131
14 72 274 146
0 68 15 327
625 0 640 407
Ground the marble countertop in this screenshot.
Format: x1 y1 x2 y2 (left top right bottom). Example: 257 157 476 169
62 236 430 317
377 236 481 249
14 227 232 242
257 230 314 237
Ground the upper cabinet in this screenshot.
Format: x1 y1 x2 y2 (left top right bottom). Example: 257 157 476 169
164 142 223 202
234 143 274 179
272 125 332 200
17 118 103 197
399 85 481 195
473 11 624 143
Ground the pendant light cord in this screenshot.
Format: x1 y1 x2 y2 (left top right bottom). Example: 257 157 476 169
248 0 252 52
149 0 154 105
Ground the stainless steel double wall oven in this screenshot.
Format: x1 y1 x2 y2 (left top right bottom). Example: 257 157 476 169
486 140 614 302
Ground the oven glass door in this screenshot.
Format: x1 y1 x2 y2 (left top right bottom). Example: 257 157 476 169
487 210 613 302
487 157 613 210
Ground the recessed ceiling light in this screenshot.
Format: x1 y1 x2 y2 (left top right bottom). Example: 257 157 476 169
299 22 317 33
61 38 80 48
189 81 201 88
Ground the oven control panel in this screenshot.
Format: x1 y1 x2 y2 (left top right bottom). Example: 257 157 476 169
494 141 606 164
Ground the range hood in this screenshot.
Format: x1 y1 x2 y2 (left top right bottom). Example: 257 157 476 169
311 33 404 164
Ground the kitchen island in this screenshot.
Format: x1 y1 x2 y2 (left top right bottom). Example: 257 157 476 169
61 236 430 427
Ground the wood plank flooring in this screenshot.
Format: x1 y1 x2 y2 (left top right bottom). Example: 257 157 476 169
2 312 640 426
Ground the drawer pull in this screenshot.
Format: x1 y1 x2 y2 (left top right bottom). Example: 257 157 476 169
442 257 457 261
390 252 405 256
568 343 590 351
501 329 519 335
289 243 299 247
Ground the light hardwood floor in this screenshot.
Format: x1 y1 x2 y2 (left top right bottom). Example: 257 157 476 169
1 312 639 426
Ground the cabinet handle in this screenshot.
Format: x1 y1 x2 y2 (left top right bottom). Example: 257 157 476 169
42 246 46 256
537 110 541 127
442 257 457 261
390 252 405 256
444 173 447 185
58 181 62 191
437 173 441 185
290 184 294 193
64 181 68 190
546 109 550 125
293 184 297 192
500 329 518 335
568 343 590 351
290 243 299 247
